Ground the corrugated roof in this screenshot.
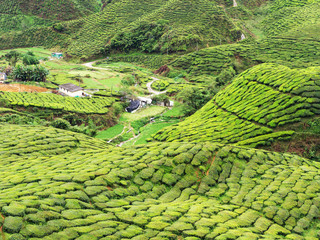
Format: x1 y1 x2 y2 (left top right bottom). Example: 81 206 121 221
59 83 83 92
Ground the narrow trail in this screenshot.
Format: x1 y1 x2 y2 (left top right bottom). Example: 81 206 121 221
82 59 111 71
147 77 167 96
233 0 238 7
117 123 138 147
107 126 127 143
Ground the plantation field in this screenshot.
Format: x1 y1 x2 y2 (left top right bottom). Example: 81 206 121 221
132 120 180 146
1 124 320 239
0 92 116 114
0 47 51 59
95 124 124 140
45 60 132 91
120 106 166 122
172 37 320 77
154 63 320 147
0 84 48 93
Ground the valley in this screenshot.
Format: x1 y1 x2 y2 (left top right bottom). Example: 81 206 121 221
0 0 320 239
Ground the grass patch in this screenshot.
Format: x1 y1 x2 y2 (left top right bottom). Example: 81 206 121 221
134 120 179 145
95 124 124 140
120 106 166 122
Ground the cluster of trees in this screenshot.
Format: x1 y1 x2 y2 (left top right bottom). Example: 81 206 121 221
2 50 49 82
4 50 39 67
12 65 49 82
110 20 169 53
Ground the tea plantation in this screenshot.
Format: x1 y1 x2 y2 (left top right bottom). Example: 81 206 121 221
0 92 116 114
1 123 320 239
1 0 320 239
153 64 320 147
0 0 239 58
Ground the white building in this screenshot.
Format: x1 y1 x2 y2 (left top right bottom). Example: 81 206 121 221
59 83 84 97
0 72 7 83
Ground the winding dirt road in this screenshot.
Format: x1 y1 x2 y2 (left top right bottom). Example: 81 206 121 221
82 60 110 70
147 77 167 96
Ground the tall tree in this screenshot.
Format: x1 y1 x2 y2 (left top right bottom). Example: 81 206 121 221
4 51 21 67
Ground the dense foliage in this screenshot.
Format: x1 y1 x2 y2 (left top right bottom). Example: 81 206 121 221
1 124 320 239
0 0 240 58
154 64 320 147
12 65 48 82
0 92 116 114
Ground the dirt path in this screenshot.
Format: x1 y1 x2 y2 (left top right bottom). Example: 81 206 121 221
82 60 111 71
107 126 127 144
147 77 167 96
233 0 238 7
117 123 138 147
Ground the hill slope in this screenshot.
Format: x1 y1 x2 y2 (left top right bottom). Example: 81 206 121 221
0 0 100 20
153 63 320 147
0 0 240 58
1 123 320 239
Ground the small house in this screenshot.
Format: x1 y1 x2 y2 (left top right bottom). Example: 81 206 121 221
59 83 84 97
126 100 140 113
0 72 7 83
51 52 63 59
137 96 152 107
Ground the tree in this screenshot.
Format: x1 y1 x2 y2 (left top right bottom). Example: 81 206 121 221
4 51 21 67
177 87 211 116
12 65 49 82
22 54 39 66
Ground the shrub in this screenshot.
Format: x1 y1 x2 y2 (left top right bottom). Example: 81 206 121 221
51 118 71 130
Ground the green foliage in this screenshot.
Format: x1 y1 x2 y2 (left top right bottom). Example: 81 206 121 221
176 87 212 116
0 0 239 58
95 124 124 140
4 50 21 67
0 92 116 114
51 118 71 130
12 65 49 82
0 125 320 238
154 64 320 147
22 52 39 66
110 20 169 53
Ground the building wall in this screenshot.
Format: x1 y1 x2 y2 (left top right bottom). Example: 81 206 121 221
59 87 83 97
0 74 6 81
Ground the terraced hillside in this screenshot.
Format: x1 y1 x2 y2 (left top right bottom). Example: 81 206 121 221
153 64 320 147
1 123 320 239
261 2 320 38
171 37 320 76
0 0 239 58
0 92 116 114
0 0 100 20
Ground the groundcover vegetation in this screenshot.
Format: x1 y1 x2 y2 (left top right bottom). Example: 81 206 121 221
1 123 320 239
153 63 320 147
0 92 116 114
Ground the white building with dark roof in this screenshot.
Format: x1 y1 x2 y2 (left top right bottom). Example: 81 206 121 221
59 83 84 97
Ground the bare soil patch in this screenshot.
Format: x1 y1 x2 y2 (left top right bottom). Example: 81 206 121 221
0 84 49 93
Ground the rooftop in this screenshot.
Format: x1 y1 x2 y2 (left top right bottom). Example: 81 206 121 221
59 83 83 92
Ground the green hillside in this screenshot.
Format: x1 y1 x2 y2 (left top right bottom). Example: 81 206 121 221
0 0 100 20
0 0 240 58
153 64 320 147
261 2 320 38
171 37 320 77
0 92 116 114
2 123 320 239
1 1 320 239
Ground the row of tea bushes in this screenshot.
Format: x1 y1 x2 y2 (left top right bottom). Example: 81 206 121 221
0 92 116 114
172 37 320 76
1 124 320 239
153 64 320 147
0 123 108 157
